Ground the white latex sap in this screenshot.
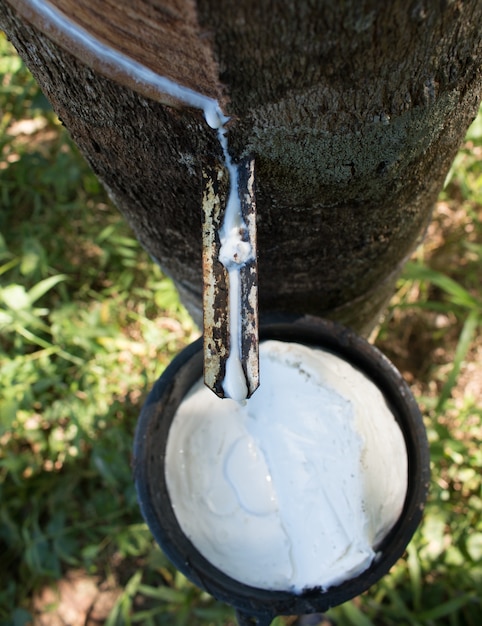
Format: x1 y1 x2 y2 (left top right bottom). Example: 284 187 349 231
26 0 249 400
165 340 408 592
215 128 254 402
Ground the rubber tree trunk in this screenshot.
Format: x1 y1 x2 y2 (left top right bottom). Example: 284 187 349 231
1 0 481 334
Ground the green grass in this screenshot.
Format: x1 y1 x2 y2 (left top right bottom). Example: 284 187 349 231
1 32 481 626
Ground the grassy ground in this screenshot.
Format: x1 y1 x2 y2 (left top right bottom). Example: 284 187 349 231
1 33 481 626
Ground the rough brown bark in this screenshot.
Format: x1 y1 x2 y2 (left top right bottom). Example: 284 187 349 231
1 0 481 334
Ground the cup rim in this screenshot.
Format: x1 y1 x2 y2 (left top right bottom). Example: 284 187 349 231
133 314 430 619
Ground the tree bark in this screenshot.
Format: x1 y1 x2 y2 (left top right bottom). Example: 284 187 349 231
1 0 481 334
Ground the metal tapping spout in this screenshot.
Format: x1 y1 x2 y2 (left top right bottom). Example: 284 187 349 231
202 156 259 400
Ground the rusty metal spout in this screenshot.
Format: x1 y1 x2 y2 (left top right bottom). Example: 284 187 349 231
202 156 259 399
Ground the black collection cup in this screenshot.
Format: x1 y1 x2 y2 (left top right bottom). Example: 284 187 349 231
133 314 430 626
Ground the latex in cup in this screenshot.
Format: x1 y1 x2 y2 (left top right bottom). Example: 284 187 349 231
133 314 430 626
